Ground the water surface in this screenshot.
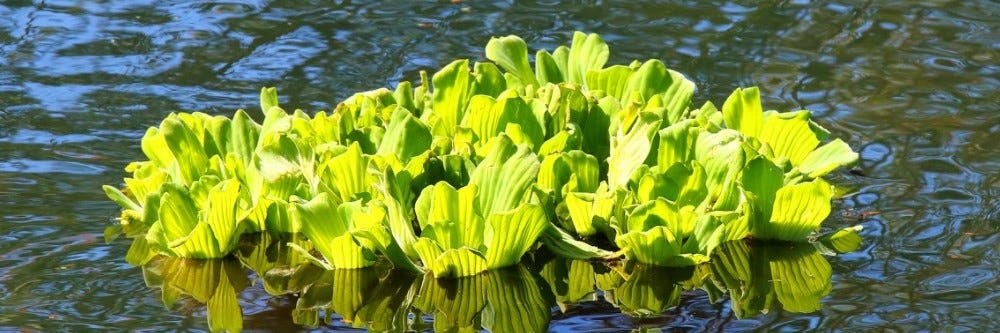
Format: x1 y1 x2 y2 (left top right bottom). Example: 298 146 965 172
1 0 998 331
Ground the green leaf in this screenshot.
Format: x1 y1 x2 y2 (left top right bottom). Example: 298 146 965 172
722 87 763 137
626 199 694 238
158 186 199 242
430 247 489 278
617 227 686 266
260 87 279 112
567 32 609 87
657 119 698 169
624 60 669 101
204 180 242 252
742 157 784 224
535 49 563 85
322 143 370 203
539 223 613 260
758 111 820 165
766 244 833 313
468 135 540 216
608 112 661 189
483 204 548 269
817 225 864 253
103 185 141 212
585 65 634 101
161 117 208 185
462 94 545 150
481 265 551 333
796 139 859 179
169 222 223 259
328 233 376 269
472 62 507 97
563 189 615 237
376 106 432 161
431 59 473 136
416 182 483 250
758 179 833 241
228 110 261 167
485 35 537 87
659 69 696 125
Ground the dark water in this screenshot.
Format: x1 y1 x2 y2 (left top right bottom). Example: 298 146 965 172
1 0 998 331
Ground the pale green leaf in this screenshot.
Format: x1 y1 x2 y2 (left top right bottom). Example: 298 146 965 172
567 32 609 87
431 59 473 135
759 111 820 165
608 112 661 189
797 139 859 179
204 180 241 252
483 204 548 269
376 106 432 161
759 179 833 241
430 247 489 278
485 35 537 87
260 87 279 112
535 49 563 85
539 223 613 260
741 157 784 223
469 135 540 216
722 87 763 137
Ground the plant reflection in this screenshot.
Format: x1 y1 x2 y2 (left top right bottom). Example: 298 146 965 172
136 236 850 332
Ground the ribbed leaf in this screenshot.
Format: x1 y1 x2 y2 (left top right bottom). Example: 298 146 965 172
103 185 141 212
742 157 784 224
585 65 633 101
430 247 489 278
323 143 369 203
431 59 472 135
204 180 241 253
657 119 698 169
721 87 763 137
328 233 375 269
625 60 676 106
608 112 661 189
626 199 695 238
260 87 279 112
157 186 198 242
760 179 833 241
377 106 432 161
169 222 224 259
759 111 820 165
659 69 696 124
485 35 537 87
818 225 864 253
797 139 859 179
535 49 563 85
563 188 615 237
469 136 540 216
695 129 745 197
539 223 613 260
483 204 548 269
566 32 609 87
140 127 174 169
617 227 690 266
161 117 208 185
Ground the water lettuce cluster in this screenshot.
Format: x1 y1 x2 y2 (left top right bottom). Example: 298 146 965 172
105 32 860 278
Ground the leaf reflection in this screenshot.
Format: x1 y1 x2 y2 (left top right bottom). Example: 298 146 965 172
134 235 840 331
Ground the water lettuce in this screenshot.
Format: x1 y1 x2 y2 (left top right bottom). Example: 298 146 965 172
106 32 862 278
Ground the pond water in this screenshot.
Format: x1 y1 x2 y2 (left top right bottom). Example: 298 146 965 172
1 0 998 331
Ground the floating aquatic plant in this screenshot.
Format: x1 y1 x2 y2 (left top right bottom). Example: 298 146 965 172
106 31 862 281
